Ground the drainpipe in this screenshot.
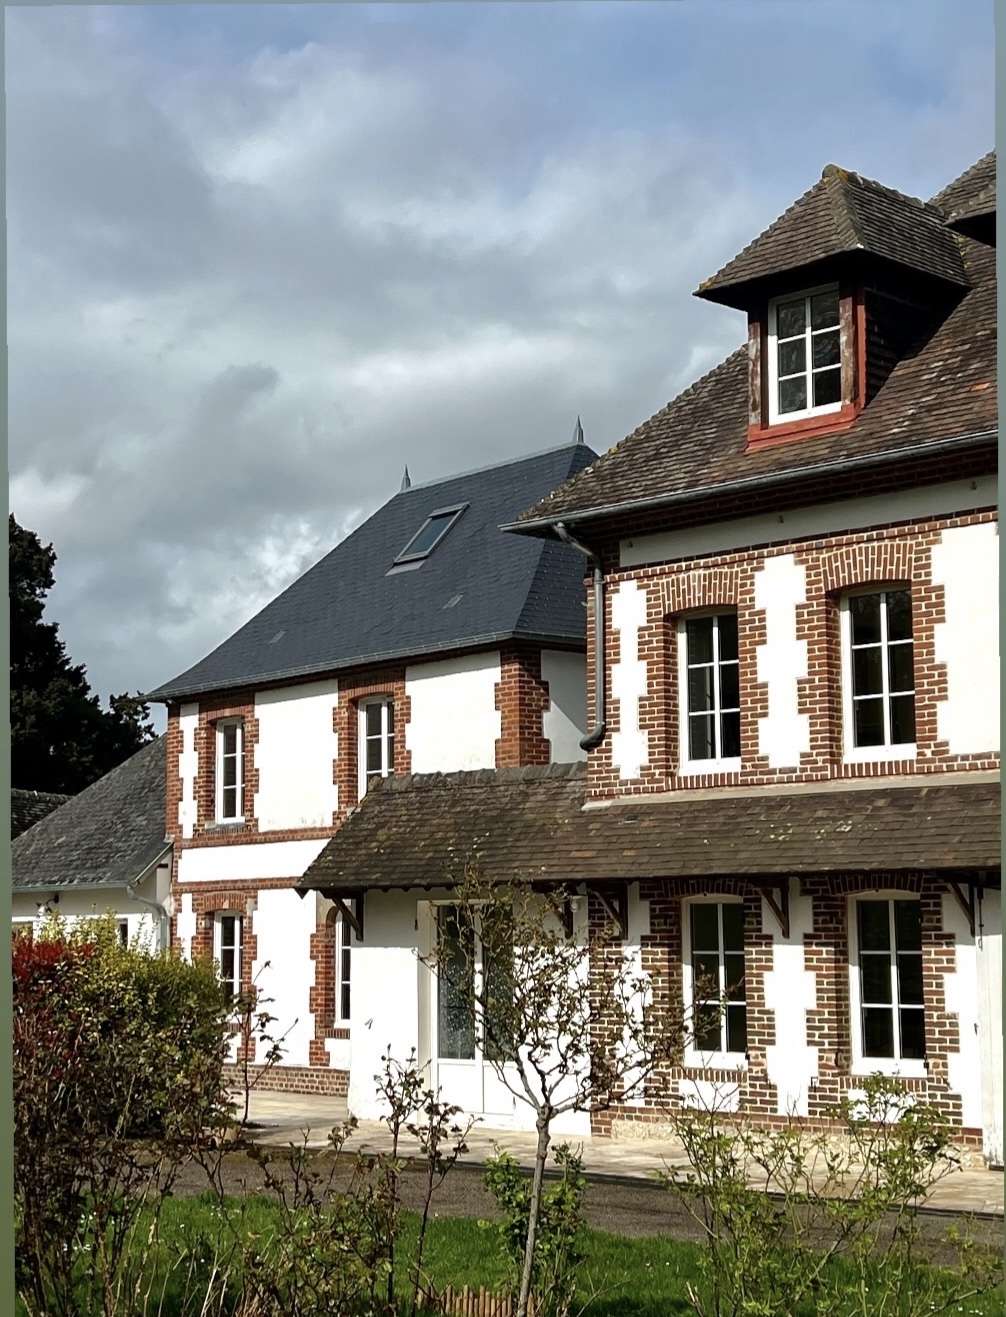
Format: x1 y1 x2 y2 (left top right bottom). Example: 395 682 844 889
554 522 606 751
125 850 172 952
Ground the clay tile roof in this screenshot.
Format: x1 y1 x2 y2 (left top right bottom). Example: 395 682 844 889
515 153 996 530
695 165 967 307
11 789 72 840
12 737 168 891
932 150 996 221
298 768 999 893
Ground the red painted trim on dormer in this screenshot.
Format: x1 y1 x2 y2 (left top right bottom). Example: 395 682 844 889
746 402 862 450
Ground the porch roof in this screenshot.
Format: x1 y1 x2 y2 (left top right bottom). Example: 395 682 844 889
298 766 1000 895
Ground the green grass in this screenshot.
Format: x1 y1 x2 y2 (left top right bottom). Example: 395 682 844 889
14 1193 1005 1317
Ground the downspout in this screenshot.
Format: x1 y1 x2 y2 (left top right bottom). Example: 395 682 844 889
554 522 607 751
125 847 172 952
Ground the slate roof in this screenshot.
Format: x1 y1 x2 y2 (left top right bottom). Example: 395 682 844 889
12 737 168 891
696 164 967 307
149 444 597 702
299 765 1000 893
515 155 996 531
11 789 72 840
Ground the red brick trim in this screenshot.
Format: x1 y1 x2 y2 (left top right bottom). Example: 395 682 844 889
223 1063 348 1098
496 643 550 768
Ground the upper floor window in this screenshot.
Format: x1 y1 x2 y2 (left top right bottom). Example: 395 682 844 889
679 612 741 772
851 896 925 1072
685 900 747 1064
216 718 244 821
767 286 842 423
359 697 395 798
215 912 243 1006
842 589 916 761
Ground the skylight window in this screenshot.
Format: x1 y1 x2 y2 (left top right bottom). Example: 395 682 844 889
394 504 467 565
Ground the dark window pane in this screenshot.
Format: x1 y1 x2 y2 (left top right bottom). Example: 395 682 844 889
854 699 885 746
777 299 806 337
717 613 739 662
386 704 395 736
719 663 740 710
811 290 840 329
853 648 883 696
401 510 459 559
223 757 237 788
812 330 841 368
724 954 746 999
437 911 475 1060
778 376 807 414
690 905 719 951
863 1007 895 1058
889 695 916 745
897 954 924 1006
885 590 913 642
778 338 806 376
692 953 722 988
850 594 881 644
722 903 744 951
894 901 922 951
688 666 715 713
222 786 238 817
861 954 893 1004
887 643 914 694
720 711 741 759
813 367 841 407
366 703 383 736
726 1005 747 1054
340 979 351 1021
858 902 891 952
366 737 383 774
689 714 715 761
899 1008 926 1060
694 1007 721 1052
222 724 238 755
686 617 714 664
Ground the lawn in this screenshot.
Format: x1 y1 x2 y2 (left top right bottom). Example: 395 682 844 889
15 1193 1006 1317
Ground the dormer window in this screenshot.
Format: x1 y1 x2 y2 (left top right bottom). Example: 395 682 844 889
767 286 842 423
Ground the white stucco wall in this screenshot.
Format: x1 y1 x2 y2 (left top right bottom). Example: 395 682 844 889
931 522 999 755
405 652 501 772
178 703 199 839
540 650 588 763
610 580 649 779
941 892 983 1130
12 863 167 949
754 554 810 770
178 892 197 961
251 888 324 1068
762 881 818 1116
177 839 327 884
254 681 339 831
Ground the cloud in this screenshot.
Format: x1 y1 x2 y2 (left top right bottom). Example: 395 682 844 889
6 2 993 726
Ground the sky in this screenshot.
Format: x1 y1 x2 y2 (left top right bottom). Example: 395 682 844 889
7 1 995 733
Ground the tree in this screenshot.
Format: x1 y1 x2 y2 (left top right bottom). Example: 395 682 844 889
425 872 692 1317
10 514 155 793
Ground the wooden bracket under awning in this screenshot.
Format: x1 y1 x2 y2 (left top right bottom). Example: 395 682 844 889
945 877 978 938
325 893 364 943
754 880 790 940
594 884 629 940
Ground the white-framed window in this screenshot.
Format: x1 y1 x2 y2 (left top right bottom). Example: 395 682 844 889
358 697 395 798
215 718 244 821
215 912 243 1006
683 899 747 1066
679 612 741 772
117 919 129 947
334 912 352 1024
841 588 916 762
849 895 925 1075
767 285 842 423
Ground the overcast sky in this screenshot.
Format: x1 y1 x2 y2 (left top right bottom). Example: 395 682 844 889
7 1 994 732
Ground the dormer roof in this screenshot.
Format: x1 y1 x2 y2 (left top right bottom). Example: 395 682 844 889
935 150 996 243
695 165 968 309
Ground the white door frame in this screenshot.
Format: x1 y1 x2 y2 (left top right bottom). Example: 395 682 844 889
975 886 1003 1168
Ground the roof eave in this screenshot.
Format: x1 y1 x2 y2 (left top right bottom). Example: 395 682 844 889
503 427 998 538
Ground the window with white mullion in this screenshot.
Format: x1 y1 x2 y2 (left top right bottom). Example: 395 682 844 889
217 913 243 1006
856 899 925 1062
360 698 395 796
334 913 351 1023
216 719 244 821
770 287 842 421
847 589 915 750
682 613 740 766
688 902 747 1057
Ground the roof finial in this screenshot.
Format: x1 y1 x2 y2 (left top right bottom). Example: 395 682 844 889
572 415 584 445
400 464 411 492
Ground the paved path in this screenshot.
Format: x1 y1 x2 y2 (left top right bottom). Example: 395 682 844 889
237 1090 1004 1218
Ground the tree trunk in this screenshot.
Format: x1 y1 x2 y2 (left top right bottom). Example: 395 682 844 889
517 1112 551 1317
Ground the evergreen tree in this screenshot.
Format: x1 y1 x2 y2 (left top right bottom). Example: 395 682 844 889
10 515 155 793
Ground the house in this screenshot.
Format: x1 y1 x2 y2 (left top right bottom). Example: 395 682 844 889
145 442 598 1094
300 152 1001 1165
12 736 171 948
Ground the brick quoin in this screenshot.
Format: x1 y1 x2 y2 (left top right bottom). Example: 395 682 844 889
495 643 551 768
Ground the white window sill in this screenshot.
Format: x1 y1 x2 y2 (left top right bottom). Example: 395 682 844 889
767 400 843 426
683 1052 748 1072
844 743 917 765
207 818 246 830
678 759 742 778
851 1060 927 1080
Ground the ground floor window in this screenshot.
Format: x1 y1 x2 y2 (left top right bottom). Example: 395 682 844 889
215 912 243 1006
854 897 925 1063
435 906 513 1062
334 911 352 1023
685 900 747 1060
